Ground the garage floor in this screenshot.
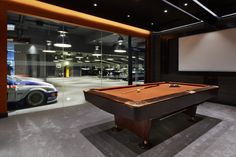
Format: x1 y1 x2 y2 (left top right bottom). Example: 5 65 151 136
8 76 129 116
1 102 236 157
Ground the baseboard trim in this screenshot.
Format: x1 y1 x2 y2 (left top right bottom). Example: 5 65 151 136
0 112 8 118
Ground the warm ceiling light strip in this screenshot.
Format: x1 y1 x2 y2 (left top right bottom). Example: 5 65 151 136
0 0 150 38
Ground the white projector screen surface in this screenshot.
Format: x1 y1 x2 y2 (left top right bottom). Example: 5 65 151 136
179 28 236 72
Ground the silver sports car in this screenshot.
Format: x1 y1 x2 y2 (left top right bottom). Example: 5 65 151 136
7 75 58 106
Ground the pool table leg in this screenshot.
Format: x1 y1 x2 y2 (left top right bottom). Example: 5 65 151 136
114 115 151 147
184 105 198 121
112 124 123 132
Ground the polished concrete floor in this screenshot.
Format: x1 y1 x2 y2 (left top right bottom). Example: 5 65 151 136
1 102 236 157
8 76 128 116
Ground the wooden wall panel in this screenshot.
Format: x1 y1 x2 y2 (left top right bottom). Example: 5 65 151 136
0 9 7 117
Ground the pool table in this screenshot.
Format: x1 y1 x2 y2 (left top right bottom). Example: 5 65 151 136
84 82 218 147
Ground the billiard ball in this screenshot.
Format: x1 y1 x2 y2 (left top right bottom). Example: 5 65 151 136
137 89 141 93
169 84 180 87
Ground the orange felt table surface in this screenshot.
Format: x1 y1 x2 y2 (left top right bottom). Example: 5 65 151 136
99 83 204 102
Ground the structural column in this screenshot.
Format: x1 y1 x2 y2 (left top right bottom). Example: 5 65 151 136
145 37 151 83
145 33 161 83
128 36 133 85
0 9 8 117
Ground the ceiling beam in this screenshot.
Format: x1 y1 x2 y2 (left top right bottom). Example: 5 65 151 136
162 0 218 27
0 0 151 38
162 0 201 21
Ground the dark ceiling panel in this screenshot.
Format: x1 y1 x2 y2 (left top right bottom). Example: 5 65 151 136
167 0 218 25
198 0 236 17
39 0 198 31
39 0 236 32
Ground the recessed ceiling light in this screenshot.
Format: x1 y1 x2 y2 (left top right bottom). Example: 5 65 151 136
162 0 201 21
93 3 98 7
127 14 131 18
164 9 168 13
184 3 188 6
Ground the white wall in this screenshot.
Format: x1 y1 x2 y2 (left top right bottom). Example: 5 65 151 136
179 27 236 72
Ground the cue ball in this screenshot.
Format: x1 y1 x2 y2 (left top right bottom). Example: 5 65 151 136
137 89 141 93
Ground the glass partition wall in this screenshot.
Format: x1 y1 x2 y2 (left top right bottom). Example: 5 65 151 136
7 13 145 114
132 37 146 84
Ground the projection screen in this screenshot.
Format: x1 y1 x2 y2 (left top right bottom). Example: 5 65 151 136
179 27 236 72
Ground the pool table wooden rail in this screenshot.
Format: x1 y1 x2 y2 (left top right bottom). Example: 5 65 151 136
84 82 218 120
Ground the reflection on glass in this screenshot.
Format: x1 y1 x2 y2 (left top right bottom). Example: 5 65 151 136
132 37 145 84
7 12 146 114
114 35 127 53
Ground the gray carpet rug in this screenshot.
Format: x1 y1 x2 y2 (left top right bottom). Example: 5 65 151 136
81 113 220 157
0 102 236 157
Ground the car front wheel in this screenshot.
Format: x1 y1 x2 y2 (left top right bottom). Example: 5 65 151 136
26 91 46 106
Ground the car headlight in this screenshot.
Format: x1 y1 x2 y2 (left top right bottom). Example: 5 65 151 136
45 87 56 92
